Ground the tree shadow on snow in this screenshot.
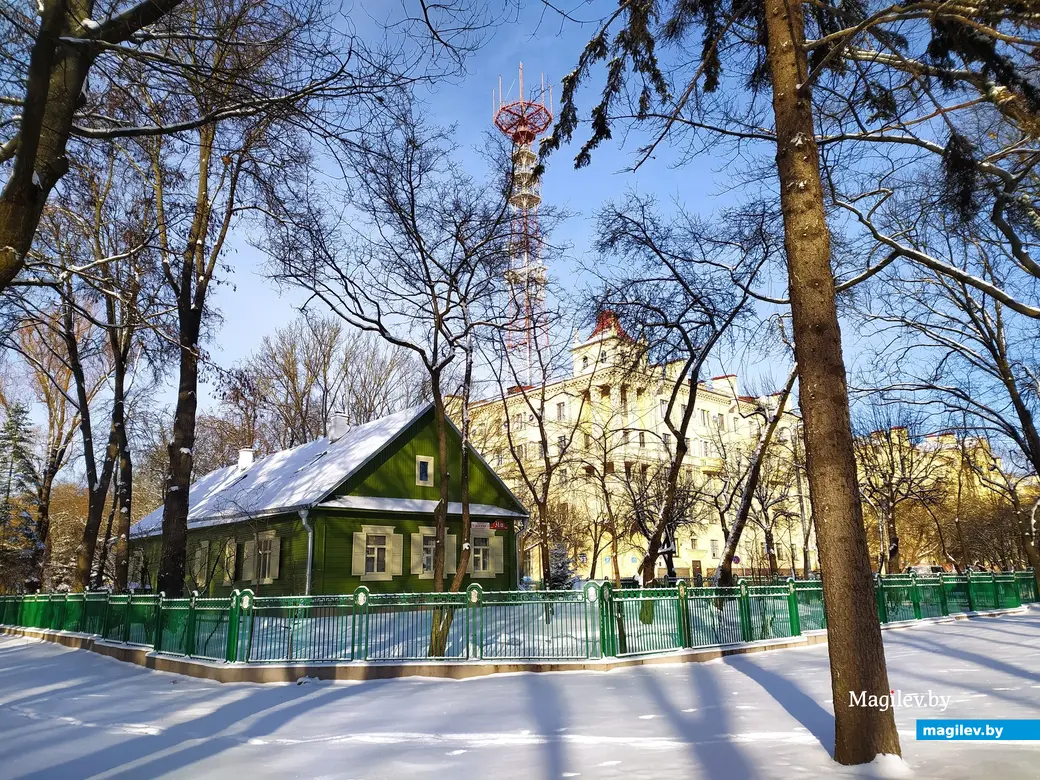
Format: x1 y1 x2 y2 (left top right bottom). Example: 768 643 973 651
522 671 570 780
723 655 836 756
13 679 396 780
634 663 762 779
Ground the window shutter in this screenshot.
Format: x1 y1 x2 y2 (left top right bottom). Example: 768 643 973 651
195 543 209 584
491 536 505 575
445 535 457 574
410 533 423 575
390 534 403 576
352 532 366 576
222 541 236 584
269 536 281 580
242 540 256 583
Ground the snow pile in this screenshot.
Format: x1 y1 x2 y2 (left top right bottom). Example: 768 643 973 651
855 754 913 779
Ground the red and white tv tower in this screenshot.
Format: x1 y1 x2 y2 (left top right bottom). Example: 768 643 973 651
494 63 553 384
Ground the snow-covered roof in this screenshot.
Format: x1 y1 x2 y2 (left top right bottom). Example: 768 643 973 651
317 496 526 518
131 404 430 538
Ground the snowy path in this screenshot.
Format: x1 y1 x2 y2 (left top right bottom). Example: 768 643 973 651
2 611 1039 780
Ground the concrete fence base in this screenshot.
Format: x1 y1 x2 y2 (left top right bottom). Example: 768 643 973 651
2 605 1030 684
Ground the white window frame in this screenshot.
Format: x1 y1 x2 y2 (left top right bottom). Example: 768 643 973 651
363 525 394 581
256 530 278 585
469 532 498 580
416 455 434 487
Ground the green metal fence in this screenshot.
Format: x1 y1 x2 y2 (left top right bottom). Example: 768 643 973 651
1 569 1036 665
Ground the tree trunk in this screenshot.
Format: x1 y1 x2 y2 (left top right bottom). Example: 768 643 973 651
886 507 901 573
158 309 202 597
93 482 119 590
0 3 88 293
765 526 779 576
714 369 797 588
538 502 551 585
763 0 901 763
34 464 56 590
112 440 133 592
63 296 118 592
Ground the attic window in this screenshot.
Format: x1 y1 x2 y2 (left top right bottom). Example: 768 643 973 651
416 456 434 487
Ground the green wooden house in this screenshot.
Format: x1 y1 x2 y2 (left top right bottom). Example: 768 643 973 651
129 404 526 595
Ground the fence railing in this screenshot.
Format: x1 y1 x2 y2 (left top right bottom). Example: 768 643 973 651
1 570 1036 665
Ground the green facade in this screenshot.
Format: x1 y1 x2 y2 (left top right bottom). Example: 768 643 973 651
130 407 523 595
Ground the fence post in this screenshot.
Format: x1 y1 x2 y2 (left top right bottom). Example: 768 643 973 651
738 580 752 642
185 591 198 657
466 584 483 661
937 573 949 616
153 592 164 650
123 591 133 645
101 592 111 638
910 572 922 621
225 590 241 663
676 580 692 648
965 571 975 612
787 578 802 636
599 582 614 657
990 573 999 609
352 587 369 662
583 582 602 659
240 589 256 663
875 575 889 624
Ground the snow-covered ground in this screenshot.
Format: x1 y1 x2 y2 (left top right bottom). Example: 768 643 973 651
2 610 1039 779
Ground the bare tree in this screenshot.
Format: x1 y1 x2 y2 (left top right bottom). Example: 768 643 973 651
273 116 512 612
853 407 949 574
858 253 1040 586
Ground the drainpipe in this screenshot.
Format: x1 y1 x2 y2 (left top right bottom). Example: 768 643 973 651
300 508 314 596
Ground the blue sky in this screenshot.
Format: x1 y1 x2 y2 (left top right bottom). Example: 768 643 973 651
201 3 788 410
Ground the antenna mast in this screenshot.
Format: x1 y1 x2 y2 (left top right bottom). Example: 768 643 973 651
494 63 553 385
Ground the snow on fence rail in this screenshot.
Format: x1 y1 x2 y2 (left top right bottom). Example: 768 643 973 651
1 572 1036 665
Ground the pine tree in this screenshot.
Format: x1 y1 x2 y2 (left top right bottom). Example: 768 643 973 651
546 542 578 590
0 403 40 591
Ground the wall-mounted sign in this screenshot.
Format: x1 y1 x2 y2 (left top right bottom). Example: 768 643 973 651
490 520 508 531
472 522 490 531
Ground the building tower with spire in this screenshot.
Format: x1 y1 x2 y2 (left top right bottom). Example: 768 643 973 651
494 63 553 383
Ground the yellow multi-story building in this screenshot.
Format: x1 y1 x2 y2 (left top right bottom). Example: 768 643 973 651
468 312 815 582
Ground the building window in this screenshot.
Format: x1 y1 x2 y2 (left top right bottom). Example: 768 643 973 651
416 455 434 486
496 452 504 467
559 468 568 484
624 461 632 478
557 401 566 421
660 399 668 419
366 534 388 574
700 409 709 427
663 433 671 450
584 432 592 448
538 440 546 457
557 435 566 455
422 535 436 573
691 537 699 550
257 536 273 581
582 355 589 370
711 539 720 558
604 461 615 475
472 536 491 572
639 431 646 448
622 429 630 445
